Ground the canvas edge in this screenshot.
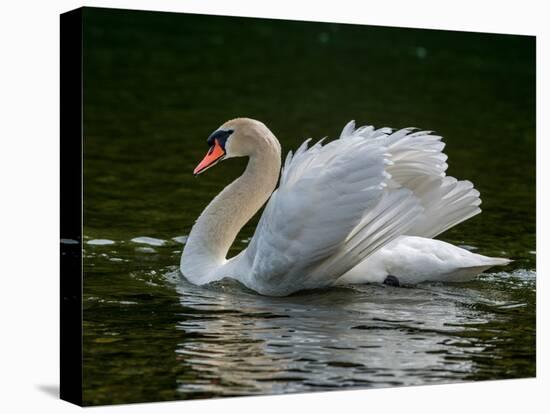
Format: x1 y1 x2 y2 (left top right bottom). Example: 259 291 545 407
60 6 83 407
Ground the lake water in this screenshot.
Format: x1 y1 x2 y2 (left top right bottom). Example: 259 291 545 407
80 8 536 406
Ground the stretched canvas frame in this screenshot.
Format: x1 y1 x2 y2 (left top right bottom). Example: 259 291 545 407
60 6 536 407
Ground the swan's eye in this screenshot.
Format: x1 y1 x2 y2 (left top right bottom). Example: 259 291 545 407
207 129 234 151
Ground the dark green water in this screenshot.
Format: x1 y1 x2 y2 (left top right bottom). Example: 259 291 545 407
80 8 536 406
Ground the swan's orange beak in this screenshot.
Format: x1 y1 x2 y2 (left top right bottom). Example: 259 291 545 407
194 139 226 175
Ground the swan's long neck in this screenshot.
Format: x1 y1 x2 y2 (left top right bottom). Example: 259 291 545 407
181 134 281 284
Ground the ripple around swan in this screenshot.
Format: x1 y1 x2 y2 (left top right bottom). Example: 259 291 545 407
157 269 535 397
83 245 536 404
131 236 167 246
87 238 116 246
172 236 189 244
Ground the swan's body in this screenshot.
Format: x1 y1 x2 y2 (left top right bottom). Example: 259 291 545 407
181 118 510 296
337 236 510 285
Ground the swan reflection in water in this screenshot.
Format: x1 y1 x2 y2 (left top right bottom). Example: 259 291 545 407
168 270 525 397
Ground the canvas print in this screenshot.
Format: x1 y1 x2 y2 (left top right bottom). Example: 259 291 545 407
60 6 536 406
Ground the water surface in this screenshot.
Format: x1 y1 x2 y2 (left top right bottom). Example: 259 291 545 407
81 8 535 406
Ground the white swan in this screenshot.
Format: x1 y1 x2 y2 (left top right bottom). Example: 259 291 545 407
181 118 510 296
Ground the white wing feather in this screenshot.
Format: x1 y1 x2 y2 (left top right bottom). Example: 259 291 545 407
239 122 424 295
366 126 482 238
237 120 483 295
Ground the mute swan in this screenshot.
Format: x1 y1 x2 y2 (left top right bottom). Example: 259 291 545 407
181 118 510 296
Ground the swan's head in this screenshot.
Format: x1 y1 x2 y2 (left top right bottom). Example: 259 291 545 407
193 118 279 175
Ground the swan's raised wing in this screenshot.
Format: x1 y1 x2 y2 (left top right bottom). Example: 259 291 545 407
370 127 482 238
238 123 424 295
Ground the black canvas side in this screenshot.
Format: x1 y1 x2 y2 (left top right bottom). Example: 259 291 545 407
60 7 83 407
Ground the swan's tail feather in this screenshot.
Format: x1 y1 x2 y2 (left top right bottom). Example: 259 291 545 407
405 176 482 238
433 261 511 283
484 257 513 266
455 255 512 281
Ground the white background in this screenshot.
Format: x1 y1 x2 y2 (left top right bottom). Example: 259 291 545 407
0 0 546 412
